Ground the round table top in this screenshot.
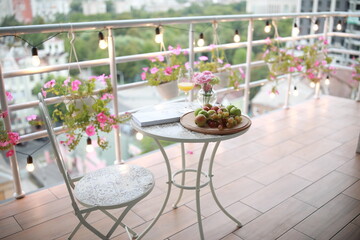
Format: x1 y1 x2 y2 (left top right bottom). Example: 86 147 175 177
131 102 251 143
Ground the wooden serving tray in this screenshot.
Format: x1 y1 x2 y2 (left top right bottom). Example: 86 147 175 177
180 111 251 135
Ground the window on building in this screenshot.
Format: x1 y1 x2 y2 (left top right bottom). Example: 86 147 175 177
30 76 34 82
356 4 360 10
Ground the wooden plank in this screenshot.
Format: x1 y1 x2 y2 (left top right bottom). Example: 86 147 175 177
292 139 342 162
0 189 57 220
186 177 264 217
170 202 261 240
331 223 360 240
235 198 316 240
343 180 360 200
292 152 348 182
295 171 357 208
221 233 244 240
277 229 313 240
294 194 360 240
241 174 311 213
0 217 22 239
336 155 360 178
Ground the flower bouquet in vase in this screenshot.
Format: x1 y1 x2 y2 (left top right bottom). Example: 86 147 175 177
193 71 220 106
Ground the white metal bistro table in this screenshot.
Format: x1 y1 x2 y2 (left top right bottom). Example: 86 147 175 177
131 108 251 240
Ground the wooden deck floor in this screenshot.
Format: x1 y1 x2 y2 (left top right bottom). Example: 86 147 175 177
1 95 360 240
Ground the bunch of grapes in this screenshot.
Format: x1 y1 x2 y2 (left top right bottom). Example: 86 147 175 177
194 104 242 129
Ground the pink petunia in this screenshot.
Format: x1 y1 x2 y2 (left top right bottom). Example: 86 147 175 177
239 68 245 79
63 78 70 86
289 67 296 72
172 65 180 69
141 72 147 80
224 64 231 68
0 111 8 118
157 55 165 62
41 88 47 98
318 36 324 41
71 80 82 91
6 150 14 157
199 56 208 61
185 62 190 69
0 141 9 147
172 45 182 55
321 60 327 66
142 67 149 72
217 58 223 64
324 39 329 45
85 125 96 136
97 112 108 123
296 65 303 71
150 67 159 74
262 49 270 58
44 79 56 89
186 150 193 155
100 93 113 100
8 132 19 145
314 61 320 67
164 67 173 76
96 74 110 84
265 37 272 45
26 115 37 121
6 92 13 101
150 58 156 62
209 44 216 50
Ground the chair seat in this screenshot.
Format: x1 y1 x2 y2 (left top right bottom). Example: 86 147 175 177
74 164 154 208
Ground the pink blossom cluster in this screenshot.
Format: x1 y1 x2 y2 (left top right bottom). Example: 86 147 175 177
193 71 217 85
0 132 19 157
83 112 119 138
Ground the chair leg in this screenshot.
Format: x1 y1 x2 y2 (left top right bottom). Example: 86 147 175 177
101 209 138 238
106 204 134 239
69 212 90 240
76 212 108 239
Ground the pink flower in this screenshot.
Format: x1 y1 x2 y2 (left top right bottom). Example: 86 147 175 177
44 79 56 89
26 115 37 121
321 60 327 66
172 65 180 69
199 56 208 61
262 49 270 58
96 74 110 84
164 67 173 76
308 72 316 79
203 83 212 92
141 72 146 80
209 44 216 50
71 80 82 91
0 111 8 118
150 67 159 74
289 67 296 72
157 55 164 62
170 45 182 55
265 37 271 45
150 58 156 62
8 132 19 145
97 112 108 123
85 125 96 136
185 62 190 69
6 150 14 157
41 88 47 98
296 45 304 50
296 65 303 71
142 67 149 72
324 40 329 45
100 93 113 100
0 141 9 147
63 78 70 86
186 150 193 155
318 36 324 41
224 64 231 68
217 58 223 64
6 92 13 101
314 61 320 67
239 68 245 79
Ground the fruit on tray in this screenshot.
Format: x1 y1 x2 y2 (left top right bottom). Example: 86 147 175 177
194 103 242 129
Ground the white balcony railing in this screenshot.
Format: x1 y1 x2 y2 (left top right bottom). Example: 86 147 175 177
0 11 360 199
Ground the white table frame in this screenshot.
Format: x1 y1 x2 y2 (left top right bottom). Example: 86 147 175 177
132 118 250 240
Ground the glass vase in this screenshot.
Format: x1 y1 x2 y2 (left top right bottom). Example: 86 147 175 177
197 88 217 106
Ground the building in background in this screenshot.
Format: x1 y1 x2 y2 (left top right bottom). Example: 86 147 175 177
246 0 298 14
344 0 360 65
31 0 70 21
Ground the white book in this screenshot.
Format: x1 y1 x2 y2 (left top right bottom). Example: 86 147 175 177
132 102 196 127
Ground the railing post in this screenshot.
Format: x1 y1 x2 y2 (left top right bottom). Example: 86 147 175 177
284 37 296 109
243 19 253 115
356 85 360 102
189 23 195 101
0 64 25 199
107 28 122 164
329 0 336 44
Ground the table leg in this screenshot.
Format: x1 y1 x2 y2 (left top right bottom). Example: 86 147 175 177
196 142 209 240
208 141 242 227
173 142 186 209
136 139 173 240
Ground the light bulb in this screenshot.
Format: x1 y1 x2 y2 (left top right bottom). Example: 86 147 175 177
264 21 271 33
31 47 40 66
136 132 143 141
325 76 330 85
293 86 299 96
86 137 94 153
292 23 299 37
313 20 319 32
98 32 108 49
233 29 240 43
155 27 163 43
26 155 35 172
197 33 205 47
310 82 316 88
269 92 276 98
336 20 342 31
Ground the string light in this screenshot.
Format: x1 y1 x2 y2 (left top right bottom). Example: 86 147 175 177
269 92 276 98
31 47 40 66
98 32 108 49
313 20 319 32
154 27 163 43
86 137 94 153
293 86 299 96
336 20 342 31
292 23 300 37
136 132 143 141
264 20 271 33
233 29 240 43
325 75 330 85
26 155 35 172
197 32 205 47
310 82 316 88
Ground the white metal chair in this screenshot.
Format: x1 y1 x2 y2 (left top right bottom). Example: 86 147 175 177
38 93 155 240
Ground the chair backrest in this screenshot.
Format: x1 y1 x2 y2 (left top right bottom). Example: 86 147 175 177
38 93 78 207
